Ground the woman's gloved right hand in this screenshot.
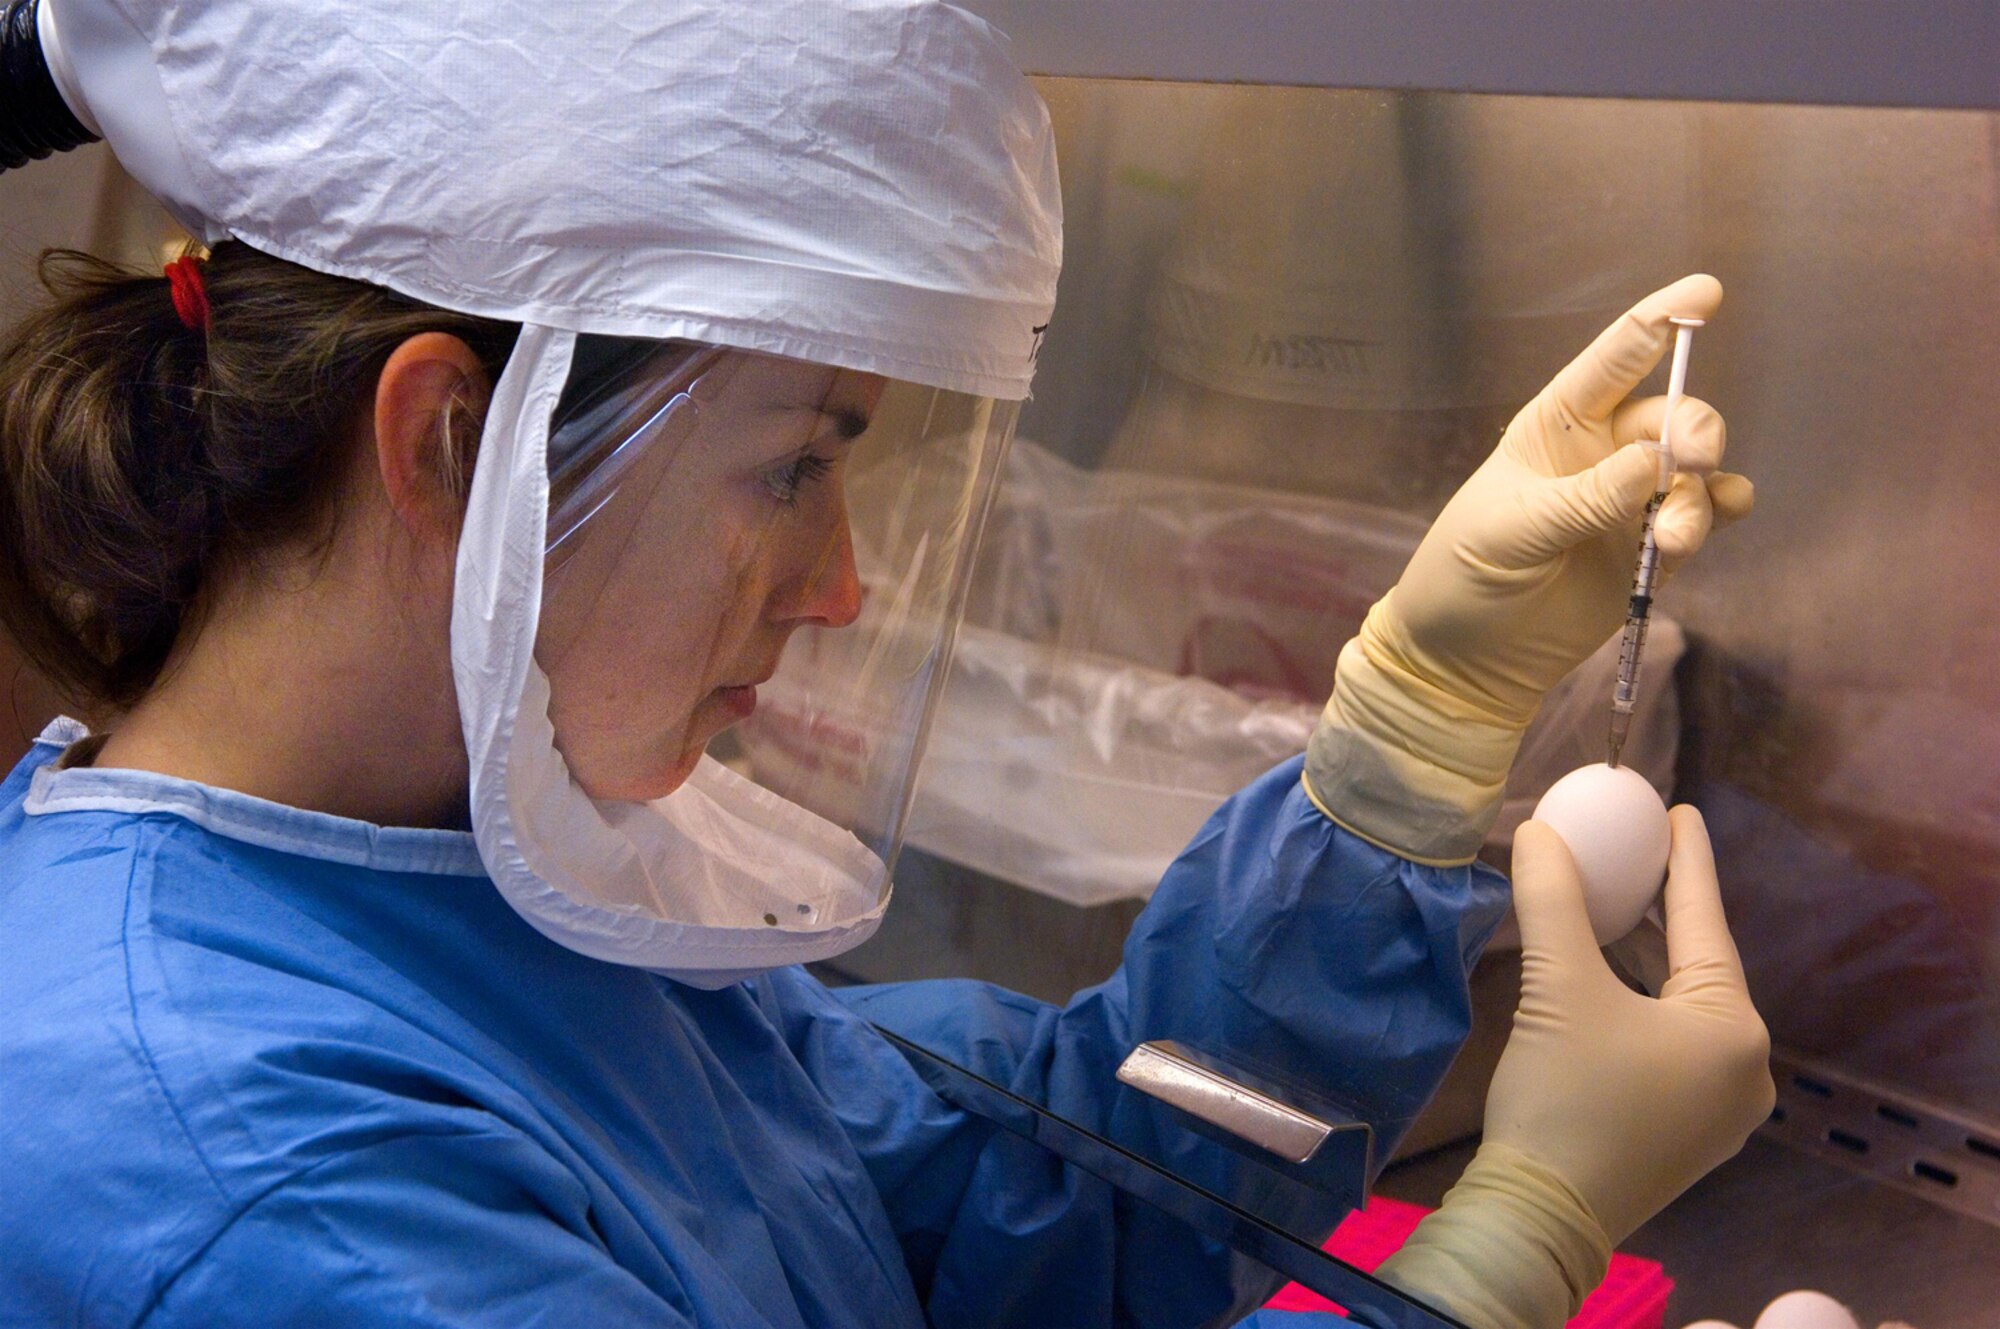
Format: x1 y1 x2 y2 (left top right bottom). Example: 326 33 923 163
1305 274 1751 866
1376 808 1775 1329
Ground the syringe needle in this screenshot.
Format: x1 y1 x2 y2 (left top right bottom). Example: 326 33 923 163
1607 706 1632 769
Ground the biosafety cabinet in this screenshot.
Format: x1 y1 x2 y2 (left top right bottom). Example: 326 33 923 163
832 4 2000 1324
4 3 1999 1324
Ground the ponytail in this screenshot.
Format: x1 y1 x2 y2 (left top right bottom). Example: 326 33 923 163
0 241 518 709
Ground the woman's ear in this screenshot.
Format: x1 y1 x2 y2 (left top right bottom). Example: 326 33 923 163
372 332 490 540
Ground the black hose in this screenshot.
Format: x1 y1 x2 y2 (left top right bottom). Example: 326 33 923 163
1 0 99 173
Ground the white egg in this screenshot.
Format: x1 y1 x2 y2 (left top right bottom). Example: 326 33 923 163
1752 1290 1862 1329
1529 763 1671 944
1679 1321 1742 1329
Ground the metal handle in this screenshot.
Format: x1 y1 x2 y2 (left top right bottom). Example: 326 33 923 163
1117 1040 1346 1166
876 1025 1467 1329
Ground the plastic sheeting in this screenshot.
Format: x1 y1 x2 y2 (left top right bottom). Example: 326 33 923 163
755 439 1682 907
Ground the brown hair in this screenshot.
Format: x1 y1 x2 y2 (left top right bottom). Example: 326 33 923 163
0 240 519 710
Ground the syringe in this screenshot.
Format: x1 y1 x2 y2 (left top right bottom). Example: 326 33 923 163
1607 315 1702 770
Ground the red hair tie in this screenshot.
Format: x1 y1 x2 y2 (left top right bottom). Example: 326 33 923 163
164 256 210 335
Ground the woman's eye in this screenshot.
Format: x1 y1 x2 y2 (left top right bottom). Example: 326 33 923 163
762 453 835 505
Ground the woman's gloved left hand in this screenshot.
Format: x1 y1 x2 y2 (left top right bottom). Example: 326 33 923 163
1305 274 1754 863
1373 809 1775 1329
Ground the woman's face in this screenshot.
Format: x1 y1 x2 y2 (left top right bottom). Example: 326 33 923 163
534 352 885 802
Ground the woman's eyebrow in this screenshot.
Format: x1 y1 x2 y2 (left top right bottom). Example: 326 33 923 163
768 387 871 439
828 406 870 440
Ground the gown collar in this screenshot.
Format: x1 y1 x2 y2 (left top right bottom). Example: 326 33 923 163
20 717 487 878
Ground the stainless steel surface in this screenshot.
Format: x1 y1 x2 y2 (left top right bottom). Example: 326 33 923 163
1117 1041 1339 1166
864 75 2000 1316
1380 1134 2000 1327
1603 915 1670 998
0 142 181 316
857 75 2000 1190
0 139 109 321
960 1 2000 111
1015 73 2000 1120
1763 1049 2000 1230
821 845 1144 1003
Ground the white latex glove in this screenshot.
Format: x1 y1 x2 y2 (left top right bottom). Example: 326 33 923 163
1305 275 1753 863
1377 807 1775 1329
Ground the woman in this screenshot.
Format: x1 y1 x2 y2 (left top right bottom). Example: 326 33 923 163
0 1 1772 1325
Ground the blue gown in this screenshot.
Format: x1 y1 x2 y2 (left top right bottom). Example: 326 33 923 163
0 721 1506 1327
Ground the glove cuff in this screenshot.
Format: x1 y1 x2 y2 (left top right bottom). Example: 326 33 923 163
1375 1142 1613 1329
1304 635 1525 865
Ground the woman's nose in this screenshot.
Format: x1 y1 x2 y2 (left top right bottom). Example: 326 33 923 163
781 513 863 629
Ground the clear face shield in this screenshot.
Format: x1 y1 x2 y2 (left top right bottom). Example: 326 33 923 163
460 332 1415 1316
456 328 1015 986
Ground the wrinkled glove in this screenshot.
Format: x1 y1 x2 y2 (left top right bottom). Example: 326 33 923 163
1305 275 1753 863
1376 809 1776 1329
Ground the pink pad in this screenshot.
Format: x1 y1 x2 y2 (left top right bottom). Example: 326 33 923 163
1263 1195 1673 1329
